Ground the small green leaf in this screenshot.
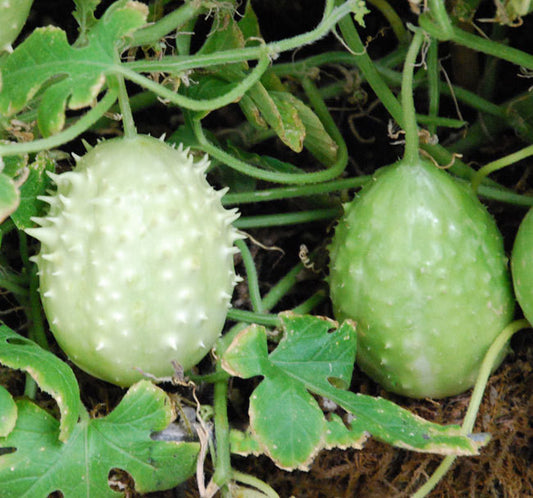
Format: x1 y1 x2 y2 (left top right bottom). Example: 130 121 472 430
72 0 102 42
275 92 339 165
0 173 19 224
0 324 81 442
222 313 489 470
10 152 54 229
244 84 304 152
269 92 306 152
238 0 262 41
0 385 17 438
0 0 147 135
0 381 199 497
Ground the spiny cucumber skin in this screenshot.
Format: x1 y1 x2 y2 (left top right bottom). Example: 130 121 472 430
511 208 533 324
27 135 241 387
329 160 515 399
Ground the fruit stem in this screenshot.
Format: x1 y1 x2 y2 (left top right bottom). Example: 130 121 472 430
412 319 530 498
115 73 137 139
401 28 425 164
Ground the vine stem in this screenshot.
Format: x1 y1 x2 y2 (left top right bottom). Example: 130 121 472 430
231 470 280 498
419 11 533 70
117 49 271 112
235 239 264 313
0 90 118 156
472 144 533 194
401 28 425 164
335 0 404 126
115 73 137 138
192 77 348 185
234 207 341 229
222 176 370 206
128 1 203 47
0 274 27 296
426 37 440 136
427 0 454 38
212 362 232 494
412 319 530 498
126 0 358 73
366 0 409 44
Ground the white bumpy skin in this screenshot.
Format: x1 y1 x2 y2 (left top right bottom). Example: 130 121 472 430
27 135 241 387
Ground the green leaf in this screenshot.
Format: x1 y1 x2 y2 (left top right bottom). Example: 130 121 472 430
223 313 357 469
0 173 19 224
0 381 199 497
244 84 305 153
10 152 55 229
222 313 489 470
0 385 17 438
0 0 34 52
274 92 339 166
72 0 102 43
196 11 246 68
0 0 147 135
243 88 338 161
0 324 81 442
238 0 262 41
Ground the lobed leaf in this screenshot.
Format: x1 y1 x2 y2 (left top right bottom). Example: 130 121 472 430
0 324 81 442
222 313 489 470
10 152 54 229
0 0 147 136
223 313 358 469
0 381 199 497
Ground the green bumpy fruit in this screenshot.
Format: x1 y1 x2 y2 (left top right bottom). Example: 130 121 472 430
511 208 533 324
329 160 515 398
27 135 241 387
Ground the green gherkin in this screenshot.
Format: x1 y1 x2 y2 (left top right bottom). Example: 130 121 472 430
511 208 533 324
27 135 242 387
329 160 515 398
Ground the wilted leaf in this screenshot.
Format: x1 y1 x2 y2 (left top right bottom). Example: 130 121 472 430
222 313 489 470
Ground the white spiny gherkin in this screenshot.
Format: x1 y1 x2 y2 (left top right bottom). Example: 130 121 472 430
27 135 242 387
